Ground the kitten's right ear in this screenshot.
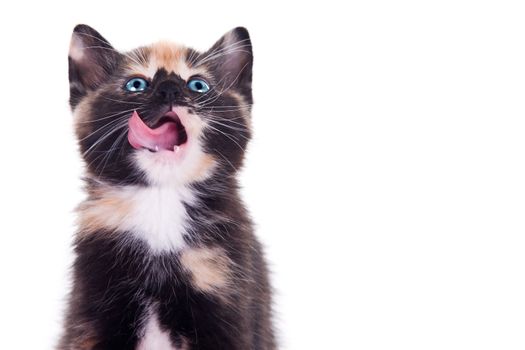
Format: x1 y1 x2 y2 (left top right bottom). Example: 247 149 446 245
68 24 120 106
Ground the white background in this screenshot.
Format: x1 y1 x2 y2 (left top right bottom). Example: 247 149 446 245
0 0 524 349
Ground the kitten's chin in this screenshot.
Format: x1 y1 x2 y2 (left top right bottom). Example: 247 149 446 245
132 107 216 187
135 145 187 165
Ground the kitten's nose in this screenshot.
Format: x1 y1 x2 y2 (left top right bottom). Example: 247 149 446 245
155 80 179 103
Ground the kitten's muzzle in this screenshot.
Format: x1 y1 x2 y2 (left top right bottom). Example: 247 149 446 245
155 80 180 104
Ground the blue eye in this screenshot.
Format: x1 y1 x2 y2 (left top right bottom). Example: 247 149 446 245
125 77 149 92
187 78 210 93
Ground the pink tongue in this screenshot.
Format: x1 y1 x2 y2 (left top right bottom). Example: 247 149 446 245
128 111 179 151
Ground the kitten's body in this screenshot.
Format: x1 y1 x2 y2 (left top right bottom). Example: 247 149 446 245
59 25 275 350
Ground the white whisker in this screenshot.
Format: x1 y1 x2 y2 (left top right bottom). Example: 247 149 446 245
78 106 143 124
204 123 245 151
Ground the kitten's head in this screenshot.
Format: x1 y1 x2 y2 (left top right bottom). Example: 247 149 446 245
69 24 253 186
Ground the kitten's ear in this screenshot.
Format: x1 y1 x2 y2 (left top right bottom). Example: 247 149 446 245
205 27 253 91
68 24 120 105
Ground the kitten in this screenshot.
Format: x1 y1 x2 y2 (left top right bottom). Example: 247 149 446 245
58 24 275 350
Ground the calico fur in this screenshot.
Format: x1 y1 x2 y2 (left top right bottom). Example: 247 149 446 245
59 24 275 350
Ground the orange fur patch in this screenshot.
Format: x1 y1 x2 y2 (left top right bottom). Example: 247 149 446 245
150 41 185 71
190 153 217 182
76 187 132 236
125 42 207 80
180 247 232 293
72 92 96 137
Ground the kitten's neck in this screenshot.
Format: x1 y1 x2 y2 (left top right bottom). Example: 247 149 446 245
83 174 240 202
77 175 243 252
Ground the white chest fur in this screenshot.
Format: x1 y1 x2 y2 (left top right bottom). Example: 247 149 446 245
136 311 179 350
80 184 195 253
124 186 194 253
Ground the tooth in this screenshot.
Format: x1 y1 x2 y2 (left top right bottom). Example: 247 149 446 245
174 145 180 153
155 145 159 152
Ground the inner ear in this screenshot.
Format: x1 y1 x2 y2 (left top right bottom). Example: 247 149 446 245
69 24 121 93
202 27 253 90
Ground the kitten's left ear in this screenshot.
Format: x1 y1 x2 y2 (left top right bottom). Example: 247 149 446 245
68 24 121 106
205 27 253 91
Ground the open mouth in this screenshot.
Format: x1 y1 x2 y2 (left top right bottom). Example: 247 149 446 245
128 110 188 153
